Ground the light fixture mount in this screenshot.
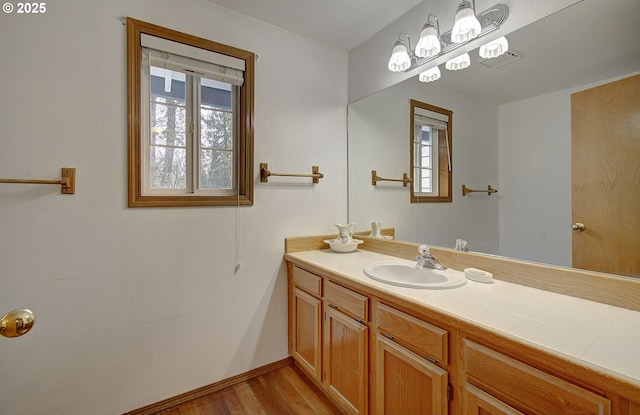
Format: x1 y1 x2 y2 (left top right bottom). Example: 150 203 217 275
404 3 508 73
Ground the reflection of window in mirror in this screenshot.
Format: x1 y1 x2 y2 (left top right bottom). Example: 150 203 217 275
410 99 452 203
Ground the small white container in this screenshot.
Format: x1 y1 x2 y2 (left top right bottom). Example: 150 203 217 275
464 267 494 283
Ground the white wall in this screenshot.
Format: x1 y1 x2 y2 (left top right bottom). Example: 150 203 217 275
0 1 347 414
349 76 499 254
497 71 640 267
498 91 572 266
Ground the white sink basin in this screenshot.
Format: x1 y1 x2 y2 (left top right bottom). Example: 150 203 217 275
363 260 467 289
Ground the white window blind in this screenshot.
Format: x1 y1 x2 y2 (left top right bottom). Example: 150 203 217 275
141 33 244 86
415 113 447 130
415 107 449 123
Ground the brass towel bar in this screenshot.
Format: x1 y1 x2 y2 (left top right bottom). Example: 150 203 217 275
0 168 76 194
260 163 323 184
371 170 412 187
462 184 497 196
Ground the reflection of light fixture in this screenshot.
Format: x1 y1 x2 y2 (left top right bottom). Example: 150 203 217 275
445 53 470 71
386 3 508 76
452 0 481 43
479 36 509 59
387 33 413 72
415 14 441 58
419 66 441 83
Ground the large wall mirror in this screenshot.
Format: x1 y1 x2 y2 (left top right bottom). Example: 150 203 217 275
347 0 640 277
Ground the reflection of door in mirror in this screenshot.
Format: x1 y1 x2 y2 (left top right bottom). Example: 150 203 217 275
571 74 640 277
410 99 452 203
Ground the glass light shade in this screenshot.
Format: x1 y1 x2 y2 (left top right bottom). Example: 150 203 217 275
479 36 509 59
418 66 441 83
387 40 411 72
451 1 481 43
415 24 441 58
445 53 470 71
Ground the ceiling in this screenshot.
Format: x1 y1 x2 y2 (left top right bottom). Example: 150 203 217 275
205 0 640 104
203 0 423 50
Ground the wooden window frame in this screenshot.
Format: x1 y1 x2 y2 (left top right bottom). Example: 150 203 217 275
127 17 254 207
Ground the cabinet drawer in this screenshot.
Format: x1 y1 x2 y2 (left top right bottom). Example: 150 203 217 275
325 280 368 321
293 266 321 297
376 303 448 364
463 339 611 415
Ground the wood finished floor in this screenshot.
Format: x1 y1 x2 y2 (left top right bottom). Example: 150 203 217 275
157 364 344 415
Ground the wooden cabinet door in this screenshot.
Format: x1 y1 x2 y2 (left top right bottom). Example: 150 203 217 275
375 334 448 415
291 288 322 381
324 305 368 415
463 382 524 415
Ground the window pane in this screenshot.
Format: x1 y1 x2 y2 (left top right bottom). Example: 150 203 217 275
149 66 187 189
199 77 234 190
421 169 431 192
150 146 186 188
200 149 232 189
150 99 187 147
421 129 431 168
201 107 232 149
414 130 435 195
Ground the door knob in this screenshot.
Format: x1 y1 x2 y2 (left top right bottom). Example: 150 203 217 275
571 222 586 232
0 309 35 338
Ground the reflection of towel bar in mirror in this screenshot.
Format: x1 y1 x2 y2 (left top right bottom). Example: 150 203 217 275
462 184 497 196
371 170 412 187
0 167 76 194
260 163 323 184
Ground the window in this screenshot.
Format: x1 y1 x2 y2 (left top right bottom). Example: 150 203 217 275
410 99 452 203
127 18 254 207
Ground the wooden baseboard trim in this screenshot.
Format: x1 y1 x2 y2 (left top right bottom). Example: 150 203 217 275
122 357 294 415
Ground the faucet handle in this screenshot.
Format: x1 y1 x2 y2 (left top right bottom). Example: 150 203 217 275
455 239 468 252
417 244 429 255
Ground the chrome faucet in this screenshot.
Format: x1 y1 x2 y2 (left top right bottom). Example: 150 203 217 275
415 245 446 270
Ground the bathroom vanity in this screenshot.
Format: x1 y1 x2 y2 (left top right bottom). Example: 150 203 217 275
284 235 640 415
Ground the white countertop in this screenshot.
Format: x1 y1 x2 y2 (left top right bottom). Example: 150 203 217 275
286 249 640 384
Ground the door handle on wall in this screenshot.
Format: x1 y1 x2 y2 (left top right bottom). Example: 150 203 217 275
0 309 35 338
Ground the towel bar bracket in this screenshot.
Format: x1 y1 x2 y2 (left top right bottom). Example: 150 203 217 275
60 168 76 194
0 167 75 194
